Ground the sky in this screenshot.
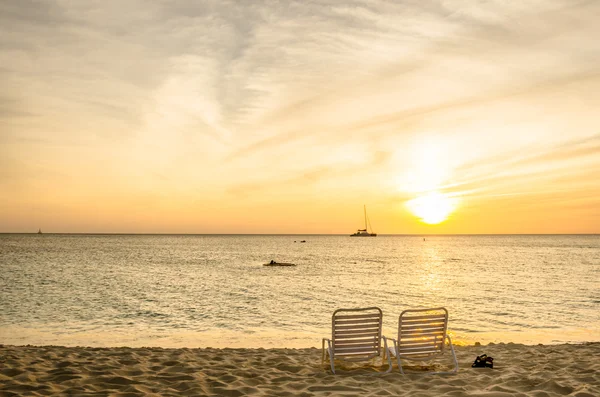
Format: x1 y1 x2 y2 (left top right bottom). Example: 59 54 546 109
1 0 599 234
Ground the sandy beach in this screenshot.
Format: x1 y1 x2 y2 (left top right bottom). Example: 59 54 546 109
1 342 598 396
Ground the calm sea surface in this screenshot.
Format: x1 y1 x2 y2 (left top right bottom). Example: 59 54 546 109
1 234 598 348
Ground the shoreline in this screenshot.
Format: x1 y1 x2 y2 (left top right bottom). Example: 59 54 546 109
1 342 598 396
4 324 599 350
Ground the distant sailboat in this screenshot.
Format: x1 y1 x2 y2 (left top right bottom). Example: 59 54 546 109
37 228 42 234
350 205 377 237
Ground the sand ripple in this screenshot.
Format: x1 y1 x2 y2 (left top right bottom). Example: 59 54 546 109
0 343 599 396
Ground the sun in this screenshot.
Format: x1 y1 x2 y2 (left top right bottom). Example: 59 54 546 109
406 192 458 224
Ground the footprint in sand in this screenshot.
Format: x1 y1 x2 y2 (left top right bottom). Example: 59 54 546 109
1 368 24 377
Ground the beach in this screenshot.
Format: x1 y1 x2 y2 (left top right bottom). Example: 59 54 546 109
3 0 600 395
1 342 598 396
2 235 598 396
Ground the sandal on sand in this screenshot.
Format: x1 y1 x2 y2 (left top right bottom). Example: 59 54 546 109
471 354 494 368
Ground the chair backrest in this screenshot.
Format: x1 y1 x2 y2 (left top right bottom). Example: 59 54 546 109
332 307 383 362
397 307 449 359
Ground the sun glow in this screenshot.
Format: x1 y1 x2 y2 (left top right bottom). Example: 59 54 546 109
406 192 459 224
398 140 451 194
398 138 460 225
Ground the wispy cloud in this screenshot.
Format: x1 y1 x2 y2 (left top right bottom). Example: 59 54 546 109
1 0 599 232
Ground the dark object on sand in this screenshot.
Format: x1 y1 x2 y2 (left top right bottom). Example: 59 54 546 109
472 354 493 368
263 261 296 267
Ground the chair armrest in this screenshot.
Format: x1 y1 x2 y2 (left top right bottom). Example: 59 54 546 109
380 336 394 373
381 335 389 357
382 335 397 345
382 335 396 343
382 336 398 356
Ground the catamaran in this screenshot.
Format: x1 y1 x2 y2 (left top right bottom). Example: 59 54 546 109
350 205 377 237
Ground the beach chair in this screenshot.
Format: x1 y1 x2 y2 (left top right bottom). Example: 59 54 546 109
383 307 458 374
322 307 392 374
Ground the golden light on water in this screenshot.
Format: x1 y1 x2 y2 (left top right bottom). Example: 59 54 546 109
406 192 459 224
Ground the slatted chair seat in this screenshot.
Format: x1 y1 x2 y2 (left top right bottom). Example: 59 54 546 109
383 307 458 374
322 307 392 374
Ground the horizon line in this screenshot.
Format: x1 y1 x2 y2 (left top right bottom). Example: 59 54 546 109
1 232 598 236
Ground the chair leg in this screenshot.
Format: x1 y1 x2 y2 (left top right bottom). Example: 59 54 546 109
381 337 393 373
393 336 458 375
447 335 459 373
325 340 336 374
397 355 404 374
421 336 459 375
329 349 336 374
392 339 404 374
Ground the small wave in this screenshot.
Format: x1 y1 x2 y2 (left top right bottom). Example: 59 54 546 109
527 325 561 329
133 310 169 318
364 259 386 263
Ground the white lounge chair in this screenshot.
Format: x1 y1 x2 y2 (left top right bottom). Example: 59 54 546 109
322 307 392 374
383 307 458 374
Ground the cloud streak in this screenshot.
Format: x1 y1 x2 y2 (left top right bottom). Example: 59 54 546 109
1 0 599 232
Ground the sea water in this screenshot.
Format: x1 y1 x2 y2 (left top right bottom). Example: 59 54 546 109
0 234 598 347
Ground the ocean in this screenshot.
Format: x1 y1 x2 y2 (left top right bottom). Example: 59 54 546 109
1 234 598 348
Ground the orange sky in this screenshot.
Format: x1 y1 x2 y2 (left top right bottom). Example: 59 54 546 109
1 1 599 234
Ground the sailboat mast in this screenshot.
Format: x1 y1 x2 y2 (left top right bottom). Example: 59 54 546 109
364 205 367 230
